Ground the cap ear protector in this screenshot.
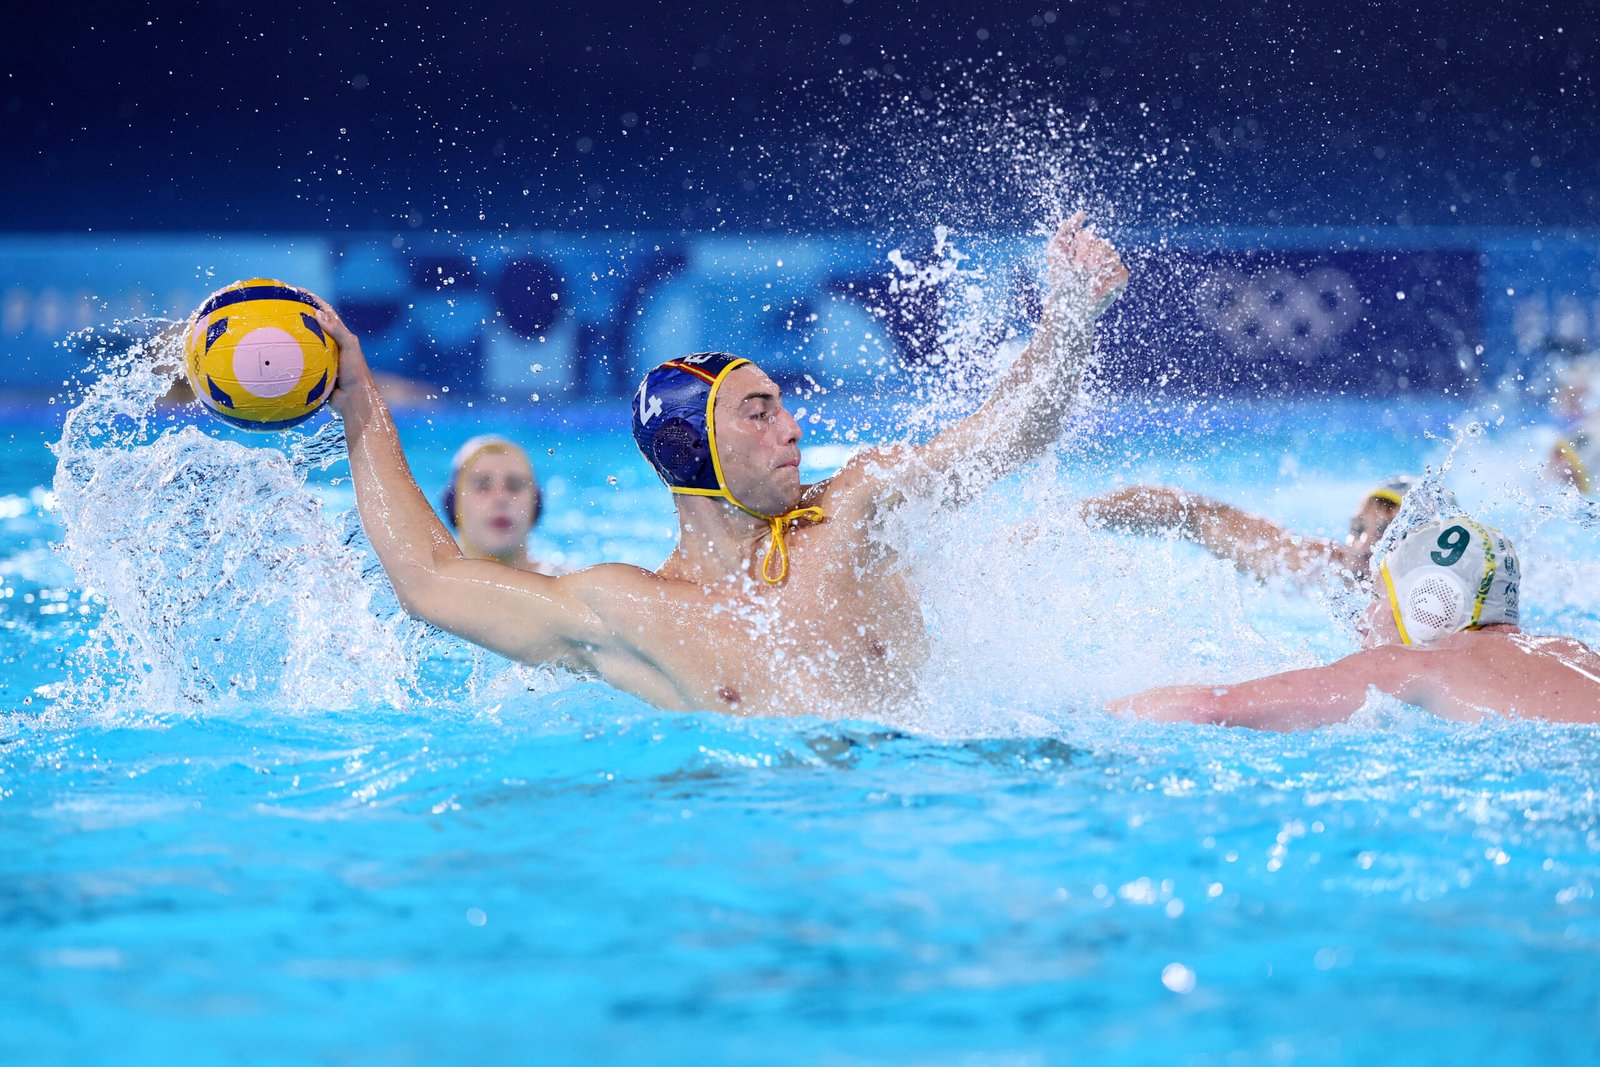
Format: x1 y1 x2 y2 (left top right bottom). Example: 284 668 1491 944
648 414 715 490
1383 566 1471 645
631 352 749 493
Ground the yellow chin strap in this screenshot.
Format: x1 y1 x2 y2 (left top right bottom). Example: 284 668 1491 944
667 357 825 584
746 503 826 584
1379 559 1413 646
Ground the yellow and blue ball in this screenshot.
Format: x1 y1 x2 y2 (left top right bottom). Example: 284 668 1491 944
184 278 339 431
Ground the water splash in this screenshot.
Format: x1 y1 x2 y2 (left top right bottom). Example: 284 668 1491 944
46 323 422 720
798 56 1194 237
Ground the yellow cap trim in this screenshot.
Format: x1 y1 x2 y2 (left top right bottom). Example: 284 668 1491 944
1368 488 1405 506
1380 558 1413 646
1557 440 1592 495
702 358 749 496
1462 517 1496 629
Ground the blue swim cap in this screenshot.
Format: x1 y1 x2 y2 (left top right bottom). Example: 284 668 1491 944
631 352 750 493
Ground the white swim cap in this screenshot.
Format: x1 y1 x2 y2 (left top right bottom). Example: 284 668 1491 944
1377 516 1520 645
1555 420 1600 497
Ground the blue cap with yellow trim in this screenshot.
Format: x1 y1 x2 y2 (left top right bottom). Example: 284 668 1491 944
630 352 824 584
631 352 749 493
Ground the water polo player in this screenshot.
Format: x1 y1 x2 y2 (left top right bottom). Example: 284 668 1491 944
1114 515 1600 728
1081 476 1430 585
1548 417 1600 498
441 434 555 574
323 213 1128 717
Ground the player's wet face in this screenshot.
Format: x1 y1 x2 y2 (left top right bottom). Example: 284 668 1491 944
1346 498 1400 576
713 365 803 515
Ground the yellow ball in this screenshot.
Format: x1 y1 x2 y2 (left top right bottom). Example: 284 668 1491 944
184 279 339 431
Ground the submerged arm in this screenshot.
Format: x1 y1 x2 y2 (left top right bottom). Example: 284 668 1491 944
907 214 1128 506
1081 486 1343 582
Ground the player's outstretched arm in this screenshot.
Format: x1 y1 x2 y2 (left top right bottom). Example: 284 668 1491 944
1081 486 1341 582
321 308 607 666
1108 648 1415 730
908 213 1127 506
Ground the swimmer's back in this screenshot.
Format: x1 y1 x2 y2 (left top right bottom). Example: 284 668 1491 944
1378 629 1600 724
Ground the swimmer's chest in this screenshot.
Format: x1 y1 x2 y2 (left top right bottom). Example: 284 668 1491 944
675 554 924 713
767 532 919 639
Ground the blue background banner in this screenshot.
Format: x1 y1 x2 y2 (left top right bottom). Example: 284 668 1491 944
2 230 1596 399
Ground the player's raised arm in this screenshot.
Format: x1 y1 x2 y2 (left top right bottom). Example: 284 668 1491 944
906 213 1127 506
320 308 608 667
1080 486 1343 582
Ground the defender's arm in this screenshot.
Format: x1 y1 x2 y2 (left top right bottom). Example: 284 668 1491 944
1081 486 1343 582
1110 647 1421 731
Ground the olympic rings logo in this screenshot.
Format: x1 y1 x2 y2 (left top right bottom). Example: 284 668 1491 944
1193 266 1362 360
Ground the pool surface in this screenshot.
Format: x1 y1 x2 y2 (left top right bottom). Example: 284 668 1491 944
4 351 1600 1065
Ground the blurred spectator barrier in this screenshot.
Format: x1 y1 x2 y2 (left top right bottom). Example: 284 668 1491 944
3 229 1596 399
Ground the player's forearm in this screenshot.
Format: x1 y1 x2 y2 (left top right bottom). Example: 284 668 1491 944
913 313 1094 505
981 211 1126 462
338 378 462 605
970 312 1094 469
1109 684 1222 724
1084 486 1207 535
1113 669 1365 731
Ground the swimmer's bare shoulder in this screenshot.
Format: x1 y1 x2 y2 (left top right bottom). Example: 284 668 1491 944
802 444 913 520
1116 631 1600 729
1433 630 1600 724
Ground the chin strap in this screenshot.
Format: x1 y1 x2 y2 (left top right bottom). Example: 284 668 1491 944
754 505 826 584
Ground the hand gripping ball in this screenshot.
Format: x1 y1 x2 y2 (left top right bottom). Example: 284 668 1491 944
185 279 339 431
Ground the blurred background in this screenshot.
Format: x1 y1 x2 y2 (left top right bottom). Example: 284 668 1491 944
2 0 1596 405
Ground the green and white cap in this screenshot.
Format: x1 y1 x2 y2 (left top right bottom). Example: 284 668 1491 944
1378 516 1520 645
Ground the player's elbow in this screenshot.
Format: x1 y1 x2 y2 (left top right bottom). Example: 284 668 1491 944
391 538 473 617
387 562 456 625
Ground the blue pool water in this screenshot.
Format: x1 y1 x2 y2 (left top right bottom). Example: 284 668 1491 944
4 351 1600 1065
